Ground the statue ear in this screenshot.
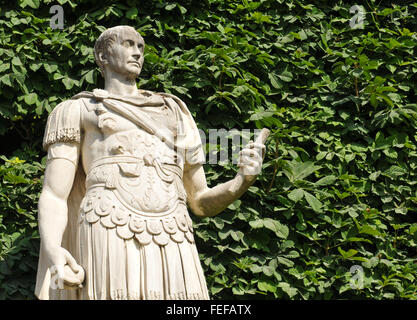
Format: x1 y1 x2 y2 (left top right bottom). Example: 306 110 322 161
98 51 108 66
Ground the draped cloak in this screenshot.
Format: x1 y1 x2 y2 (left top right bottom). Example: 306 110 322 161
35 89 208 300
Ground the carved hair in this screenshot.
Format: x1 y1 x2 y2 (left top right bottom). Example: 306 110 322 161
93 25 144 76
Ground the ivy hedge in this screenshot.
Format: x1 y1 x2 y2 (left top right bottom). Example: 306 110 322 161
0 0 417 300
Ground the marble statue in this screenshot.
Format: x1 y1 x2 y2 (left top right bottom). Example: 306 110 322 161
35 25 267 300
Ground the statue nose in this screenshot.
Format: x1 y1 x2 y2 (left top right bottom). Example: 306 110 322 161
132 46 141 60
132 53 141 60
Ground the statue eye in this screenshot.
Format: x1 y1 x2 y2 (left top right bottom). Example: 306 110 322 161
123 40 134 47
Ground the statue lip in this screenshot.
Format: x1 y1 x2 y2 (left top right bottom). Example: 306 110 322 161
128 61 140 67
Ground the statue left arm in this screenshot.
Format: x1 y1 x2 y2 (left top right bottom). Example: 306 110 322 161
183 141 265 218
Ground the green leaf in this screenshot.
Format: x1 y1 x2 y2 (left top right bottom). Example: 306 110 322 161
304 191 323 213
23 93 38 105
250 265 262 273
337 247 358 259
359 225 382 237
278 69 293 82
227 200 241 210
62 77 75 90
283 160 321 182
165 4 176 10
85 70 95 84
0 63 10 73
11 57 22 66
268 73 283 89
211 285 224 295
277 256 294 267
126 8 138 20
4 173 28 184
44 63 58 73
315 175 337 186
346 237 373 244
257 280 277 293
232 286 245 295
263 219 276 232
0 74 12 86
262 218 289 239
279 282 298 298
288 188 304 202
230 230 244 241
29 63 42 72
20 0 40 9
383 165 407 179
249 219 264 229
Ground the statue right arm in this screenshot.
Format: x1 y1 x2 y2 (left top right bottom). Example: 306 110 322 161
38 142 80 268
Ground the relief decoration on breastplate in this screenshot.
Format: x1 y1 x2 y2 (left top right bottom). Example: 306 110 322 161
87 126 187 215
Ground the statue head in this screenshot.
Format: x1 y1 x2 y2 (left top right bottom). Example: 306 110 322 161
94 25 145 80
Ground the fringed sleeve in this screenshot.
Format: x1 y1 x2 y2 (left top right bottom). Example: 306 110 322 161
42 99 81 151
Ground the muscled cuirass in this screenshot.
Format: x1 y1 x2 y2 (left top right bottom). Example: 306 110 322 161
79 98 194 246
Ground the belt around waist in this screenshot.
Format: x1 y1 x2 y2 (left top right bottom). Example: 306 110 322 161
88 155 183 180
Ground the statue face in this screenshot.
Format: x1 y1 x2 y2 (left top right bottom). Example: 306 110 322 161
105 29 145 79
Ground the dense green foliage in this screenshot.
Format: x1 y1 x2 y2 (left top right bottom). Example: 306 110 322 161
0 0 417 299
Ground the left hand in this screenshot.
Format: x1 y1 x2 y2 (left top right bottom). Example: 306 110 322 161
237 140 266 181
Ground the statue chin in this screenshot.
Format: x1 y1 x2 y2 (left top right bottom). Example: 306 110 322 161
105 67 141 82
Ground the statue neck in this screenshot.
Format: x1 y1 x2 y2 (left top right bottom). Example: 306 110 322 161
104 72 138 97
